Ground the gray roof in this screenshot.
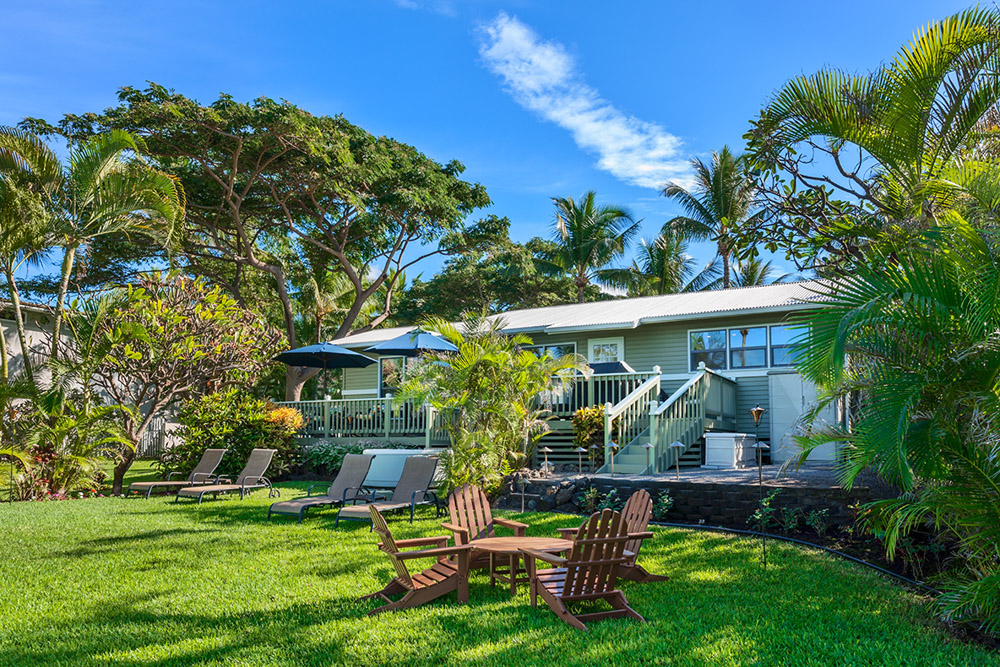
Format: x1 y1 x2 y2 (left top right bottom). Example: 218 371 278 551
333 280 828 348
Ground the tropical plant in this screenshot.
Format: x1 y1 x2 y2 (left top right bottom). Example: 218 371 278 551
727 257 793 288
599 228 720 296
300 439 421 478
398 313 589 494
538 191 640 302
793 217 1000 633
162 389 302 481
571 405 606 467
742 7 1000 268
663 146 761 289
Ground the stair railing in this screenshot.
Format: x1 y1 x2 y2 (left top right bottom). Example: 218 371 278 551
603 366 661 464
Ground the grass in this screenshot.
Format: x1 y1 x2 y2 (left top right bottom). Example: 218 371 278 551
0 471 996 666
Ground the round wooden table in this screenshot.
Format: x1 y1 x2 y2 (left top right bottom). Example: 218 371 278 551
470 537 573 595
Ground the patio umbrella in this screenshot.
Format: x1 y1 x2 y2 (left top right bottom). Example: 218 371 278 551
274 342 376 397
364 328 458 357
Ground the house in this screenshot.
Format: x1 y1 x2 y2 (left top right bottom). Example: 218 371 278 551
282 280 839 474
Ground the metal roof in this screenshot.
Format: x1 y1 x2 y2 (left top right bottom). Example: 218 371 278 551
332 280 829 348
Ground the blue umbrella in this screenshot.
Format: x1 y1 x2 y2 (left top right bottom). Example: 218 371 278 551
274 342 376 397
274 342 376 369
364 329 458 357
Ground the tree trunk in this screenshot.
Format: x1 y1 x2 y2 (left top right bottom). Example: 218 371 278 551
575 275 587 303
112 447 136 496
0 317 8 381
721 250 731 290
50 245 77 363
4 268 34 384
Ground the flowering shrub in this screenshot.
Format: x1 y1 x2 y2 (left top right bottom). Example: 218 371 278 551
301 439 422 477
161 390 303 480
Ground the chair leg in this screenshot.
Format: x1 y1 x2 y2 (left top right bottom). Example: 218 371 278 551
548 596 587 632
334 508 343 528
607 591 645 623
620 563 669 583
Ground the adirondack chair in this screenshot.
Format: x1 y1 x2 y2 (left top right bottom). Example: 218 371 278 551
441 484 528 570
522 508 650 632
359 506 472 615
557 488 668 582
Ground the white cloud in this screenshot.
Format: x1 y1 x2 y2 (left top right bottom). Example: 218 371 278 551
479 13 691 190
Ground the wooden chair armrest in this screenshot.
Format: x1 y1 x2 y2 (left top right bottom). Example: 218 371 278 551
627 531 654 540
519 548 568 566
440 523 470 542
394 535 450 548
494 518 528 535
395 544 472 561
556 526 581 540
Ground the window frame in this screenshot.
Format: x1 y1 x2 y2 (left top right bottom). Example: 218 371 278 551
523 341 578 359
688 329 728 371
768 324 798 367
687 322 803 372
728 326 768 370
378 356 408 398
587 336 625 363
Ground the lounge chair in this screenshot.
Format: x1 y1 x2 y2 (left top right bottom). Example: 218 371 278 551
358 506 471 615
128 448 226 499
522 508 650 631
335 455 439 527
267 453 373 522
175 448 278 504
441 484 528 570
556 488 668 582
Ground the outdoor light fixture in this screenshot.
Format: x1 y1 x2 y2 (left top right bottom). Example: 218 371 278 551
574 446 587 474
541 446 553 472
590 443 601 472
749 403 768 569
669 440 685 481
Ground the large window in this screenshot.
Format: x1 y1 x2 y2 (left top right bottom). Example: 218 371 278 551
729 327 767 369
588 337 624 363
689 330 727 370
379 356 408 397
689 325 802 371
524 342 577 359
769 325 797 367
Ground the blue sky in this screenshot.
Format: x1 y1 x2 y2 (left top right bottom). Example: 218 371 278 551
0 0 973 281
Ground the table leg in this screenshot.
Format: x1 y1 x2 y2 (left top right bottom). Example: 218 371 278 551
509 554 517 595
489 553 496 587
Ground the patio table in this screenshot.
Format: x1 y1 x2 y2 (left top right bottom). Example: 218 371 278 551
470 536 573 595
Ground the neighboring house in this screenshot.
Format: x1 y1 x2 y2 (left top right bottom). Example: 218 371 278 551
0 300 55 381
283 281 840 473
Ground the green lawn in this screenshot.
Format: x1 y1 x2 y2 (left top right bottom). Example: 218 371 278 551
0 475 995 666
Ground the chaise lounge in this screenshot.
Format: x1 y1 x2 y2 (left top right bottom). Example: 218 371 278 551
267 453 373 522
175 448 279 504
335 455 439 527
128 448 226 499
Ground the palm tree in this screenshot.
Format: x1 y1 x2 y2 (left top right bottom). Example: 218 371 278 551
662 146 760 289
727 257 794 289
539 191 640 303
0 129 60 382
748 7 1000 250
793 216 1000 632
47 130 184 362
599 227 719 296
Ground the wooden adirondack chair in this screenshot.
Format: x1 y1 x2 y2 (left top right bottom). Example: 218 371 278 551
522 508 650 632
359 506 472 615
441 484 528 570
557 488 668 582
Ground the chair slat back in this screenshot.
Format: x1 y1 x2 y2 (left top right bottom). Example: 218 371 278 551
236 448 277 485
370 506 414 590
189 449 226 481
390 455 438 502
328 454 373 499
447 484 494 544
622 489 653 559
562 509 630 599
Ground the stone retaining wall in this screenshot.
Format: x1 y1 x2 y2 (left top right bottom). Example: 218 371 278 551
494 474 873 526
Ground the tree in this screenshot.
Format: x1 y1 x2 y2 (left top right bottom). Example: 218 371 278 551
63 274 284 494
34 84 496 399
0 127 61 382
793 217 1000 632
662 146 760 289
539 191 639 303
599 227 719 296
398 314 588 494
742 7 1000 269
728 257 793 288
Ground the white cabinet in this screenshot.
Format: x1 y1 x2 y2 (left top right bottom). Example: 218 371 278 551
703 432 757 469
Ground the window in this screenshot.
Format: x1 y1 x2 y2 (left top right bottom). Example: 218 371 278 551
770 325 798 367
588 337 624 363
690 330 727 370
524 342 577 359
379 356 407 397
729 327 767 369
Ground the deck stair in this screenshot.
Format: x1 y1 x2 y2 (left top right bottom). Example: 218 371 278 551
597 366 737 475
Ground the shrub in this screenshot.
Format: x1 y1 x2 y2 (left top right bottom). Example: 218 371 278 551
805 508 830 538
571 405 605 467
748 489 781 532
577 486 600 513
779 506 803 534
300 439 421 477
162 390 302 480
652 491 674 521
598 488 625 512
